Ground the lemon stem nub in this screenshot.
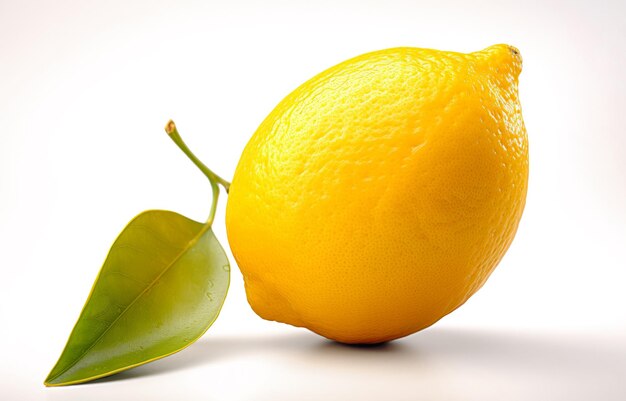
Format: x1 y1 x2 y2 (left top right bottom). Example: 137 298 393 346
164 119 231 225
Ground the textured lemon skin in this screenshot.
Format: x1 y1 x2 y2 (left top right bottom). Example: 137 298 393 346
226 45 528 344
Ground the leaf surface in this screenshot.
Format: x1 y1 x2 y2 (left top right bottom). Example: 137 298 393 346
45 210 229 386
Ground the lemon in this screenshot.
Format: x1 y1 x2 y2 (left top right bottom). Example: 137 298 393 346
225 44 528 344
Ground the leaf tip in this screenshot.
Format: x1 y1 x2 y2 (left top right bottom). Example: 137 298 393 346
44 367 68 387
43 377 59 387
165 120 177 135
44 374 79 387
44 371 60 387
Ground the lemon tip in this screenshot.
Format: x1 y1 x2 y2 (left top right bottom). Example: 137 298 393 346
475 44 523 77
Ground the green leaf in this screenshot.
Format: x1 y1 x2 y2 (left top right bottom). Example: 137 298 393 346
45 210 230 386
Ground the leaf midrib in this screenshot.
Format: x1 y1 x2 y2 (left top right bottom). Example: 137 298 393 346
47 222 209 383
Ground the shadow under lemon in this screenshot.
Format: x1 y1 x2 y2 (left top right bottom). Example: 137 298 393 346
84 326 625 387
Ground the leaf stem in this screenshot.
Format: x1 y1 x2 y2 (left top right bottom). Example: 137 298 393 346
207 181 219 226
165 120 231 225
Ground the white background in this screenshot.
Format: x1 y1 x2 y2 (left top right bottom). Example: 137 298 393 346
1 0 625 400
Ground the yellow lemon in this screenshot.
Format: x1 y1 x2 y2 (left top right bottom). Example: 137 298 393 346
225 44 528 344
